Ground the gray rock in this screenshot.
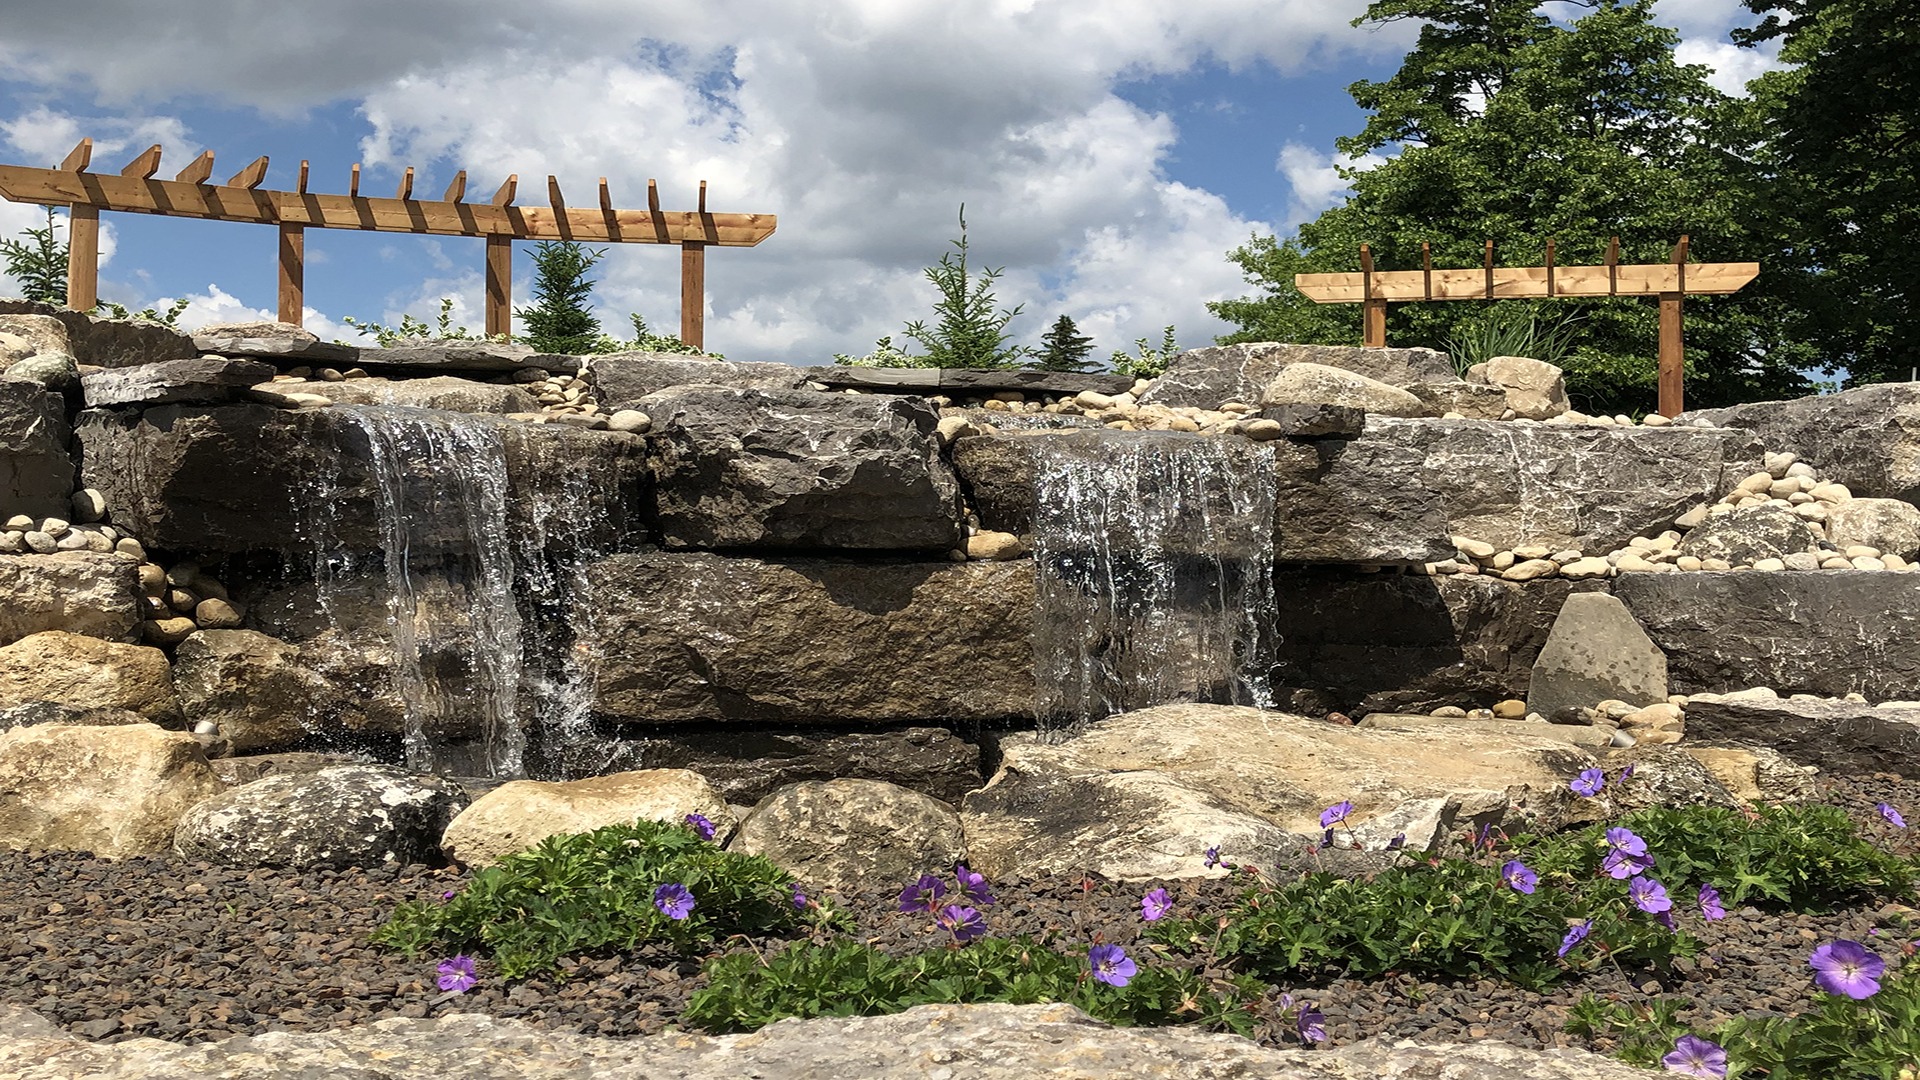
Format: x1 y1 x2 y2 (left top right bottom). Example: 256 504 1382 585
1526 593 1668 721
0 381 74 522
805 366 1135 397
1614 570 1920 699
0 300 198 368
731 779 966 891
1261 362 1430 417
172 764 468 868
1825 497 1920 560
1141 342 1456 408
1682 694 1920 777
573 725 984 804
579 552 1034 724
639 386 964 551
0 700 151 731
592 353 809 404
0 314 70 358
0 351 78 392
1408 381 1510 419
0 1000 1658 1079
0 551 143 646
1599 746 1740 813
192 320 317 344
268 375 541 413
1258 402 1366 437
1677 504 1819 565
209 751 368 787
353 341 582 375
170 630 361 754
1476 356 1570 420
1685 383 1920 502
80 357 278 408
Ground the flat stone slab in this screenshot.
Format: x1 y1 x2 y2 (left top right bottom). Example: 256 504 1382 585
81 358 278 408
1681 694 1920 777
194 335 585 375
593 353 809 405
804 366 1135 396
1141 342 1456 408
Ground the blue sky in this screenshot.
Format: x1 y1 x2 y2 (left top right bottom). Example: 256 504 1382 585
0 1 1775 363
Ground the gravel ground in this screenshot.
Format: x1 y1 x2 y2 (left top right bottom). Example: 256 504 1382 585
1 773 1913 1050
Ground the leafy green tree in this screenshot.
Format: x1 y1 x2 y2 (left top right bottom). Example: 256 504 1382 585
516 241 605 353
1734 0 1919 384
0 207 68 305
1032 313 1097 372
900 206 1030 370
1211 0 1814 413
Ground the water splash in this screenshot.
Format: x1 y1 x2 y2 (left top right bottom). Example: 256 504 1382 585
1030 432 1277 737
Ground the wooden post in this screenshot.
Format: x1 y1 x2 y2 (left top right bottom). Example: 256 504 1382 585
680 240 706 350
66 205 99 311
485 235 512 338
277 224 304 326
1358 243 1385 346
1657 236 1689 418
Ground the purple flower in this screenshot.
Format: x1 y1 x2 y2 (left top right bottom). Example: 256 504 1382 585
440 889 456 902
653 883 696 921
1655 910 1677 931
954 863 996 906
897 873 948 914
1319 801 1353 828
1140 888 1172 922
436 954 477 993
1203 845 1222 869
1878 802 1908 828
1474 822 1494 850
1698 884 1726 922
1662 1034 1728 1078
1809 939 1886 999
937 904 987 943
1385 833 1406 851
1604 849 1657 880
1558 919 1593 958
683 813 716 841
791 885 808 911
1296 1003 1328 1043
1604 827 1648 857
1088 944 1136 987
1620 763 1636 782
1500 860 1537 894
1570 768 1606 797
1630 876 1672 915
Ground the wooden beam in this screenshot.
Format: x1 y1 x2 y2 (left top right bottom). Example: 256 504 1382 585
1357 244 1385 347
493 174 517 205
1293 261 1758 303
681 239 706 350
1605 236 1619 295
297 160 310 195
444 170 466 203
66 205 99 311
1544 237 1556 298
278 224 304 326
485 235 512 337
599 177 613 213
698 180 707 214
349 163 360 197
176 150 214 185
1658 292 1684 417
122 145 162 179
59 138 91 172
1484 239 1494 299
647 178 669 242
0 163 777 245
1421 242 1432 300
396 166 414 201
227 155 269 190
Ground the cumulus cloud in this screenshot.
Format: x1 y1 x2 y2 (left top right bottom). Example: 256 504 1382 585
1675 39 1783 97
1275 143 1384 228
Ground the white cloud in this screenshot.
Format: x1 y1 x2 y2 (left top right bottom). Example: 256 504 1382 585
1275 142 1383 227
0 106 192 168
1675 38 1783 97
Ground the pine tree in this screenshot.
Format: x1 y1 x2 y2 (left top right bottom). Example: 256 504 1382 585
900 206 1030 369
515 241 605 353
0 207 68 305
1032 314 1097 372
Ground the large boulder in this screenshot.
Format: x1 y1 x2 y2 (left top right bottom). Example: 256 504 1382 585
1526 593 1668 721
0 723 223 856
1141 342 1455 408
962 704 1600 879
0 630 181 723
1677 504 1820 565
0 552 143 645
1467 355 1570 420
574 725 985 804
0 314 70 359
0 380 74 522
1685 384 1920 502
439 769 733 867
1259 362 1429 417
638 386 964 551
172 764 468 868
169 630 361 753
0 300 196 368
264 376 542 414
591 353 809 405
2 351 79 392
1681 693 1920 777
579 553 1034 724
1614 571 1920 700
730 778 966 891
1825 497 1920 560
76 403 645 553
79 357 277 408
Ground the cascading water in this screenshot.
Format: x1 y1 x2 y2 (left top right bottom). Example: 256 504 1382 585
1030 432 1277 737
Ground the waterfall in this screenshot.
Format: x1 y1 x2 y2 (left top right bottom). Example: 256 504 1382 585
1030 432 1277 737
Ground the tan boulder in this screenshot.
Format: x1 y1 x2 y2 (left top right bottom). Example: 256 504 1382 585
0 630 181 724
1474 355 1570 420
0 315 71 359
0 552 144 646
0 723 223 856
732 779 965 891
1259 362 1429 417
1826 498 1920 560
441 769 733 867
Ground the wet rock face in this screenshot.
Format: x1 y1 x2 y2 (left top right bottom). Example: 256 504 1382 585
638 386 965 552
172 764 469 869
578 725 985 804
0 381 74 523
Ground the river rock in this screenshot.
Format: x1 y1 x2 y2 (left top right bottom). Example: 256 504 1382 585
80 357 278 408
580 552 1033 724
440 769 733 867
1526 593 1668 722
169 630 359 753
172 764 469 868
0 552 143 645
0 630 181 723
0 723 222 857
731 778 966 890
573 725 984 804
591 352 809 405
1140 342 1455 408
964 704 1599 878
0 1000 1660 1079
1260 362 1429 417
1614 570 1920 699
1678 504 1820 565
1 351 79 392
1825 497 1920 560
0 381 74 522
268 375 542 413
1680 693 1920 777
1685 383 1920 502
639 386 964 551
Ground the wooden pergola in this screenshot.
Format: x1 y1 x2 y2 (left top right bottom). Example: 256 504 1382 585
0 139 777 350
1294 238 1758 416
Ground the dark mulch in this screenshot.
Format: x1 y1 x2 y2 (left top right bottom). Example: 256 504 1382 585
1 773 1913 1048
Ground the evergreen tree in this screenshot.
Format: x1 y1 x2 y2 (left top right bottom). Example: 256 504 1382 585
1211 0 1812 413
1032 313 1097 372
515 241 605 353
0 207 68 305
900 206 1030 369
